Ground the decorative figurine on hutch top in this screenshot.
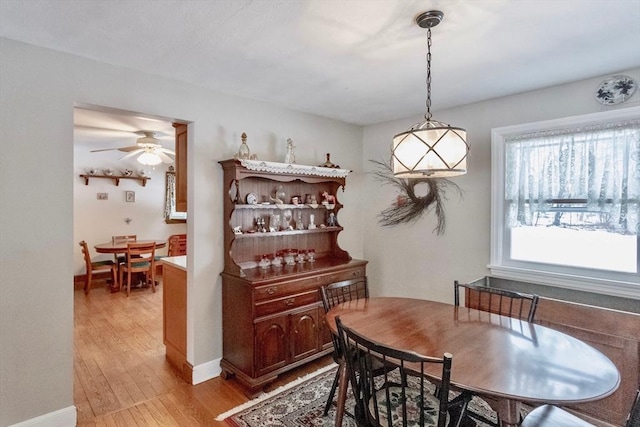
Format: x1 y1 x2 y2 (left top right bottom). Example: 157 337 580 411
285 138 296 164
234 132 251 160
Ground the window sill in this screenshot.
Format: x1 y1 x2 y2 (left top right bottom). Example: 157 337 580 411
487 264 640 300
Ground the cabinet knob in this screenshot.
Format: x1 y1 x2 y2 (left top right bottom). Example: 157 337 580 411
284 298 295 306
266 287 277 295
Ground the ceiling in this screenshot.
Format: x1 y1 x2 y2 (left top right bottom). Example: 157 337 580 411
2 0 640 128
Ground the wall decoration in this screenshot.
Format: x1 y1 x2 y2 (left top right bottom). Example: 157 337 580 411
97 192 108 200
125 191 135 203
370 159 463 235
595 75 636 105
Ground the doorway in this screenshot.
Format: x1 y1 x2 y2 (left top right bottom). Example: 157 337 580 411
73 104 189 420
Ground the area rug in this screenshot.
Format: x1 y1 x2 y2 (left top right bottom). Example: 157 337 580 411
216 364 498 427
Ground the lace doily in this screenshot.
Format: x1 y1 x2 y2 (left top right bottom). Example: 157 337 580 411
239 159 350 178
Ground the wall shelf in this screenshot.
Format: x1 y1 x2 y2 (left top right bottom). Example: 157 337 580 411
79 174 150 187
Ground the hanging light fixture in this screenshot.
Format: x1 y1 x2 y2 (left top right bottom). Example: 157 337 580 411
391 11 469 178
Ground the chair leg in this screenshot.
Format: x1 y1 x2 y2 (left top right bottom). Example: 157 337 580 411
150 268 156 293
323 367 340 416
335 361 349 426
111 266 118 291
127 270 131 296
85 269 92 295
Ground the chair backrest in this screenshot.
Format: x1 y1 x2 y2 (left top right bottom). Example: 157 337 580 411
79 240 92 268
454 280 539 322
336 316 452 427
167 233 187 256
626 389 640 427
112 234 137 244
320 278 369 360
125 242 156 266
320 277 369 313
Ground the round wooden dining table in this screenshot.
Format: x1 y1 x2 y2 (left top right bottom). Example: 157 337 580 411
94 239 167 253
94 240 167 292
326 297 620 427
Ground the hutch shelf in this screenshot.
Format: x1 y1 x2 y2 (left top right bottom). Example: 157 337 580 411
219 159 367 392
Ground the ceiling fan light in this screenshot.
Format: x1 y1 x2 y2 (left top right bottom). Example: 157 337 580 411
137 151 162 166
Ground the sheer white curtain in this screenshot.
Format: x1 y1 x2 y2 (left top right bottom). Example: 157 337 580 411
505 119 640 234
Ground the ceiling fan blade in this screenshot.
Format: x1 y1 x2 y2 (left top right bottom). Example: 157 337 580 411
120 149 144 161
157 151 175 164
157 147 176 155
117 146 143 152
90 147 120 153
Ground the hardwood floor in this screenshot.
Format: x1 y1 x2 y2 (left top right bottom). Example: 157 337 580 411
74 280 333 426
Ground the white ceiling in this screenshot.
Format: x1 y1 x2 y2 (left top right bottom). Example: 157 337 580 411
2 0 640 128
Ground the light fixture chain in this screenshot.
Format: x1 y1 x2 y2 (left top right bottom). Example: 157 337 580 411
425 27 432 121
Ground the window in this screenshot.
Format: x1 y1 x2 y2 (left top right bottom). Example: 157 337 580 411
165 168 187 223
490 107 639 298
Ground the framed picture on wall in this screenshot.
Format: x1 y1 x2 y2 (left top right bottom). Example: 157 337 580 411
125 191 135 203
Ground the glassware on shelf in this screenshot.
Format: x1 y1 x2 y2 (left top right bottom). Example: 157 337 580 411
259 254 271 269
272 252 283 267
284 250 296 265
297 250 306 264
307 249 315 262
295 211 304 230
283 209 293 230
269 213 280 232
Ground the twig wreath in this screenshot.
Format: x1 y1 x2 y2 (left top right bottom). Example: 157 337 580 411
370 159 463 235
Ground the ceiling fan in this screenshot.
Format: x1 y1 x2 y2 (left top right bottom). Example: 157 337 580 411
91 131 175 165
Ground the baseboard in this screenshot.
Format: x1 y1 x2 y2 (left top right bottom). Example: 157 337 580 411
192 357 221 385
9 405 76 427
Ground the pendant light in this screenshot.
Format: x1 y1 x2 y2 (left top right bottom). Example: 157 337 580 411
391 11 469 178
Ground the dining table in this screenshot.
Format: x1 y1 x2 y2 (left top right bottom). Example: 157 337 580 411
94 239 167 292
94 239 167 254
325 297 620 427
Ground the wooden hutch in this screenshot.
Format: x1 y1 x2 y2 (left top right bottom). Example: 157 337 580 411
219 159 367 392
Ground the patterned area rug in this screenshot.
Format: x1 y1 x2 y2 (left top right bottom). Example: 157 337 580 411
216 364 498 427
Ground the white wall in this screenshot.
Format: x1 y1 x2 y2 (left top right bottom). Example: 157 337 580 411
2 32 637 426
73 144 186 273
361 67 640 304
0 37 363 426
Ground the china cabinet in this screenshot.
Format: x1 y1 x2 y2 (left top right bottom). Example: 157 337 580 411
219 159 367 392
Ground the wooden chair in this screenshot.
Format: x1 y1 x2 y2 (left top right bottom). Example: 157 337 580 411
454 280 539 322
119 242 156 297
452 280 540 426
112 234 137 264
320 278 369 419
79 240 117 295
521 388 640 427
336 316 465 427
155 233 187 279
167 233 187 256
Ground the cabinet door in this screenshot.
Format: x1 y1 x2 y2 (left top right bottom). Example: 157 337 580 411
289 307 320 363
319 307 334 349
255 316 288 376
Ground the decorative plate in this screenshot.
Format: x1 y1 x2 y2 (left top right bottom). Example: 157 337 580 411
595 75 636 105
246 192 258 205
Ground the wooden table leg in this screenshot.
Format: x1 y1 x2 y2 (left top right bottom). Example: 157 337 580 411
497 399 521 427
335 360 348 427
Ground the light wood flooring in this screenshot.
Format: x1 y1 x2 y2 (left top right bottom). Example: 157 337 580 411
74 280 333 426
